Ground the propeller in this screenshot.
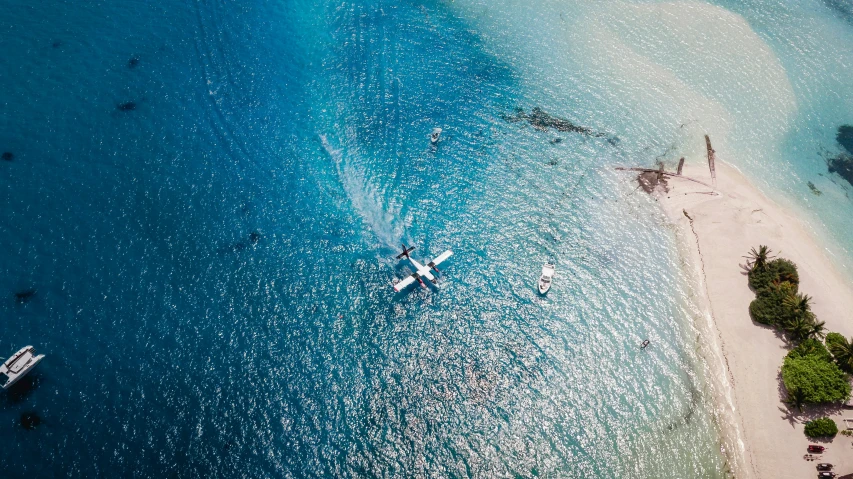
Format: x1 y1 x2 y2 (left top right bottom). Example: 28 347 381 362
396 244 416 259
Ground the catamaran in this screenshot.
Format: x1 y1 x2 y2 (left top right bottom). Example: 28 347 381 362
1 346 45 389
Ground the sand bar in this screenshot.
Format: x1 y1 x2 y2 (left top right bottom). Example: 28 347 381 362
650 158 853 478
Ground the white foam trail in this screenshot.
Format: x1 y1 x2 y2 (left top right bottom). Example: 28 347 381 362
319 134 404 248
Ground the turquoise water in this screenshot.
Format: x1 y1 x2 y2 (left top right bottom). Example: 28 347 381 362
1 0 852 477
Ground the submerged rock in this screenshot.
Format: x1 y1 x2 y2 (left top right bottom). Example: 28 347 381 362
502 107 604 137
128 57 140 69
827 125 853 187
117 102 136 112
248 231 260 244
2 152 12 161
838 124 853 155
808 181 822 196
20 412 41 430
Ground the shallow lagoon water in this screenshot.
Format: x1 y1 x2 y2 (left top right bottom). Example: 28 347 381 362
1 0 852 477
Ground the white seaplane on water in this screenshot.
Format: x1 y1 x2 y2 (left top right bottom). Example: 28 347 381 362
393 244 453 292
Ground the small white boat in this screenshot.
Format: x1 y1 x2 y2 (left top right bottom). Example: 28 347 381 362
430 127 442 144
1 346 45 389
538 262 555 294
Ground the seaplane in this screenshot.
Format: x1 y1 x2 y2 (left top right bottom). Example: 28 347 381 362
393 244 453 292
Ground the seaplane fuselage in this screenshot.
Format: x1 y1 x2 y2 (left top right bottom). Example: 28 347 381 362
393 244 452 292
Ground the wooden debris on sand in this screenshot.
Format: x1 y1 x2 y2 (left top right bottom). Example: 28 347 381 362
677 157 685 175
705 135 716 186
615 167 717 190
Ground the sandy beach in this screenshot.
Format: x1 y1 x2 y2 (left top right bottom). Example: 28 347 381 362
651 157 853 478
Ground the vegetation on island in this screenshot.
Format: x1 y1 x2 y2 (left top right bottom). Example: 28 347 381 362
804 417 839 438
745 246 851 411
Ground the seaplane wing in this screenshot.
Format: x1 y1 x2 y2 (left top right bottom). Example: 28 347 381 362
428 250 453 269
393 244 453 292
393 272 422 292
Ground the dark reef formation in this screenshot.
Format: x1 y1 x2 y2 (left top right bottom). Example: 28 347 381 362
117 102 137 112
827 125 853 187
20 412 41 430
128 57 140 69
838 125 853 154
502 107 604 136
14 289 36 303
2 152 12 161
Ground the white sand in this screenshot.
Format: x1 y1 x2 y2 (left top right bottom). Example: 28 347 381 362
651 158 853 478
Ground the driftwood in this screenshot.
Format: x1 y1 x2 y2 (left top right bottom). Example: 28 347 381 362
705 135 716 185
615 167 717 190
677 157 685 175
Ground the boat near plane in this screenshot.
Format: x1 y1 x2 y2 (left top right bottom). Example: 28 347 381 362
393 244 453 292
1 346 45 389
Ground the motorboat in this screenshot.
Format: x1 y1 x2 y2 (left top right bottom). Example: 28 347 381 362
430 127 442 144
808 445 825 454
0 346 45 389
538 262 555 294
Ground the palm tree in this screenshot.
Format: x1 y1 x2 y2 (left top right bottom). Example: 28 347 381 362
829 336 853 373
785 387 807 412
746 245 772 272
783 293 813 319
784 315 815 343
805 319 827 341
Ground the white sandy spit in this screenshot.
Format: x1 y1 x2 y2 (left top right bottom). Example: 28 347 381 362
646 156 853 479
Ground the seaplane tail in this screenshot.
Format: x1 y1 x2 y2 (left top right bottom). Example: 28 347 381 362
393 245 453 292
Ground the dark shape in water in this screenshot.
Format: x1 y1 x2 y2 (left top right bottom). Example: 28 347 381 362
128 57 140 69
117 102 136 112
502 107 607 138
20 412 41 430
51 41 62 48
550 137 562 144
808 181 822 196
827 125 853 187
2 151 12 161
249 231 260 244
838 125 853 155
828 153 853 187
4 375 40 404
15 289 36 303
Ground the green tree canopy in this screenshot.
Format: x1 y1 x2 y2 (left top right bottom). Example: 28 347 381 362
787 338 833 362
749 281 797 326
781 355 851 404
827 333 853 374
748 258 799 291
804 417 838 438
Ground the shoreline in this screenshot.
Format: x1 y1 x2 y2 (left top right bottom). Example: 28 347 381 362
650 157 853 478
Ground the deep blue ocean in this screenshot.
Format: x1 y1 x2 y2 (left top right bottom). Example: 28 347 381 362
2 0 852 477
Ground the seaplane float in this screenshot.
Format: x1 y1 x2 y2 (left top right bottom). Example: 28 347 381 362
393 244 453 292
